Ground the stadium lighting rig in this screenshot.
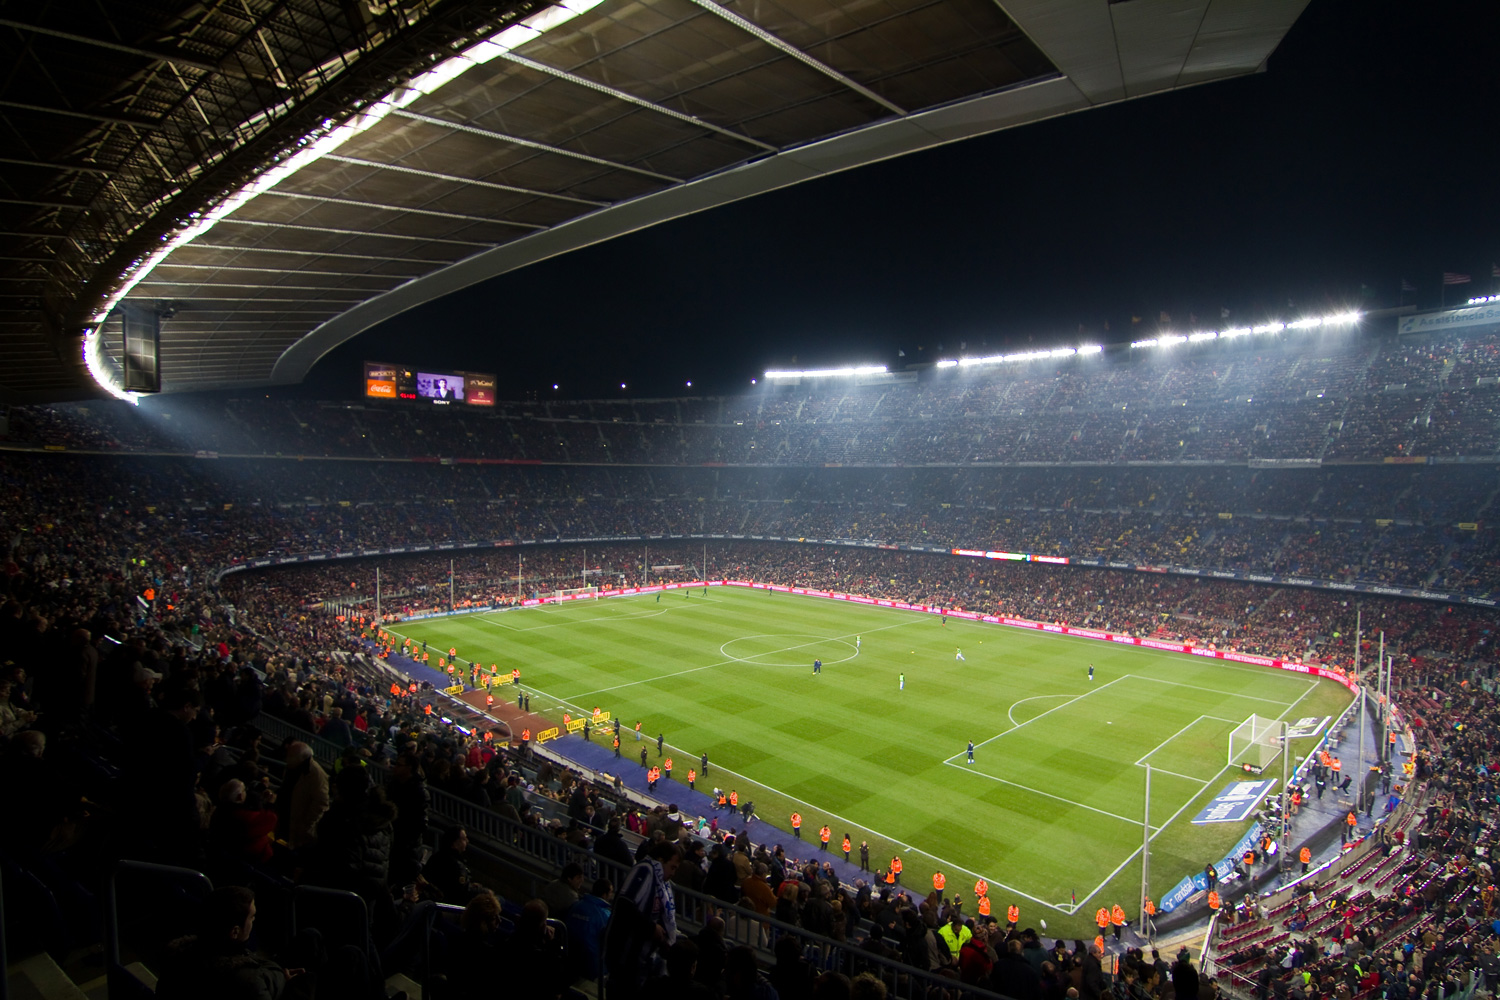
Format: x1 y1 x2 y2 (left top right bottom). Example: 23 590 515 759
764 365 888 379
83 0 609 401
1130 309 1360 349
934 344 1102 369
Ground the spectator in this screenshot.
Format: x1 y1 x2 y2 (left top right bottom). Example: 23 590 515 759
278 741 329 850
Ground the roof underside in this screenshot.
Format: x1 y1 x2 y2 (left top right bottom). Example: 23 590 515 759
0 0 1310 400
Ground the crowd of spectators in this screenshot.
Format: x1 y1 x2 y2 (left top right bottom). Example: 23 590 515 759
0 448 1494 596
1207 643 1500 1000
5 326 1500 465
1 341 1498 997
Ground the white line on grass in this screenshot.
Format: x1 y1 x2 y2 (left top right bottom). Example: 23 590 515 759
951 677 1125 762
1071 676 1327 913
1071 757 1242 914
942 762 1158 830
665 749 1071 912
562 618 923 702
1123 674 1298 705
1006 693 1075 729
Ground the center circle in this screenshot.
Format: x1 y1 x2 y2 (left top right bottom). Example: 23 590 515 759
719 633 860 667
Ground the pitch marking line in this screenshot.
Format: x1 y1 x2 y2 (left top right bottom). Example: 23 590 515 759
1133 715 1227 784
1006 693 1075 729
561 618 922 702
1071 679 1321 914
651 744 1072 912
1124 673 1300 706
949 677 1125 763
943 763 1160 830
1071 758 1244 915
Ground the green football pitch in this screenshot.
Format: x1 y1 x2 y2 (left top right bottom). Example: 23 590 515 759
390 586 1351 936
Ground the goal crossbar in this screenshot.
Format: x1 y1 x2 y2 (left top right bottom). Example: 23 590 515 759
1228 714 1284 770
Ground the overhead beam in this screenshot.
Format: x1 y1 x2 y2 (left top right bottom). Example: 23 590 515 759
0 156 112 176
0 98 163 130
501 52 779 153
684 0 908 117
320 154 610 208
394 110 682 184
209 217 499 247
256 189 547 229
0 18 263 81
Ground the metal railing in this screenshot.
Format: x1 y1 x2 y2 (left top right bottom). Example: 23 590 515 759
252 713 1011 1000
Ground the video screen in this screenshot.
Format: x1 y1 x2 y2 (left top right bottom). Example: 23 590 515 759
417 371 465 401
364 363 497 405
364 362 399 400
464 373 496 407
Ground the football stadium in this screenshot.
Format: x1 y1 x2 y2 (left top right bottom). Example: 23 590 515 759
0 1 1496 999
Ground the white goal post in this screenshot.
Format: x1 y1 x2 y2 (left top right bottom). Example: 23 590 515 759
1228 714 1284 771
554 586 600 601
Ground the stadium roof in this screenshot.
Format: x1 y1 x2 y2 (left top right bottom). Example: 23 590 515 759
0 0 1312 402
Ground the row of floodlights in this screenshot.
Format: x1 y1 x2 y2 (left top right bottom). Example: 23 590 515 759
935 344 1103 369
1129 310 1361 350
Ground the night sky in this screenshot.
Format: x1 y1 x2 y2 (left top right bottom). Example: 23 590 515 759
296 0 1500 401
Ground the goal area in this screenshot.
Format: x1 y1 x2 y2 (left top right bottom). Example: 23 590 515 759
554 586 600 601
1228 714 1284 771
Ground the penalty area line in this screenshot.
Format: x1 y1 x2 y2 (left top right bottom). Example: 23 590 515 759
651 742 1074 913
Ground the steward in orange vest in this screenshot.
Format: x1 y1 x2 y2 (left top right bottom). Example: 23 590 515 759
1095 908 1110 932
890 857 902 884
1299 846 1312 872
933 871 946 891
884 868 895 885
819 826 831 850
1007 904 1020 925
791 812 802 838
978 896 991 917
1110 904 1126 940
1207 890 1221 910
974 879 989 898
841 835 852 861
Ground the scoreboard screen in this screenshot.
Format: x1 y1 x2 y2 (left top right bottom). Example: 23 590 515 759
364 362 496 406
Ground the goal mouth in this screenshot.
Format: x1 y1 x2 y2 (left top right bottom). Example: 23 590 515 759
554 586 600 600
1228 714 1284 771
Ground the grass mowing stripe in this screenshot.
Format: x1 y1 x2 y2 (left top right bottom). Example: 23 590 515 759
386 586 1353 933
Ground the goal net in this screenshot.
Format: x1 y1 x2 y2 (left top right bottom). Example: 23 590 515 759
1228 714 1284 771
554 586 600 601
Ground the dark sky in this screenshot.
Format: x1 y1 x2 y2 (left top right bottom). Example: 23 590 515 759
297 0 1500 401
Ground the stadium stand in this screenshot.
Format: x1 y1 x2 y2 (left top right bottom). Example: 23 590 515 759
2 323 1497 998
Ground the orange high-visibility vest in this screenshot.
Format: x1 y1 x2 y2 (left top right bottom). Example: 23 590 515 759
974 879 989 898
1008 904 1020 924
423 704 432 715
521 729 530 741
1094 935 1104 953
791 813 802 829
1096 908 1110 929
718 792 727 807
1111 905 1126 927
841 836 851 854
933 872 946 891
1299 847 1312 864
1347 812 1357 826
1144 899 1156 916
978 896 991 917
664 758 672 772
688 769 696 783
1207 891 1221 910
884 869 895 885
730 792 738 807
890 857 902 875
820 827 831 844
